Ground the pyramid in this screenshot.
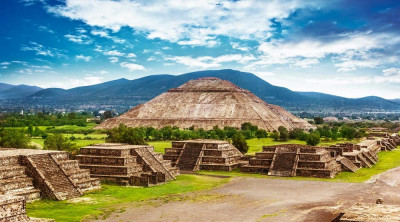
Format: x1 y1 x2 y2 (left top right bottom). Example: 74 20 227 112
96 77 314 131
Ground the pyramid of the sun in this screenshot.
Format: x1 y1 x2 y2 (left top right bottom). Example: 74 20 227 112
96 77 314 131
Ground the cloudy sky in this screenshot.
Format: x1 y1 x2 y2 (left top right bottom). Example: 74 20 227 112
1 0 400 98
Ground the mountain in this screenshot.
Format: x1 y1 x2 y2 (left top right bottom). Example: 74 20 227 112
0 84 42 99
1 69 399 113
0 83 14 92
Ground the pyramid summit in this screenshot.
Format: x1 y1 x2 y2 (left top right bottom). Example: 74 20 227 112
96 77 314 131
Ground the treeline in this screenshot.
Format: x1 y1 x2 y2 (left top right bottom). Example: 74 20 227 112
0 112 91 127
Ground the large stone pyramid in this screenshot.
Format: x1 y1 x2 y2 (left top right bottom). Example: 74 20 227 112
96 77 314 131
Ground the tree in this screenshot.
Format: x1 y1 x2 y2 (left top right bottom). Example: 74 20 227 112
0 128 31 148
306 133 320 146
255 129 268 139
44 133 76 151
26 125 34 137
270 131 279 141
314 117 324 124
341 126 356 140
106 124 147 145
232 132 248 154
278 126 289 141
103 110 113 119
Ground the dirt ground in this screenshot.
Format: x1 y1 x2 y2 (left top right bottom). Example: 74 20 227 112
87 167 400 222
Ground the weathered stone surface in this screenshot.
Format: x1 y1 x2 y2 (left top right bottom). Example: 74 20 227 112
0 195 30 222
241 144 341 178
78 143 179 187
334 203 400 222
0 148 100 201
164 140 243 172
96 77 314 131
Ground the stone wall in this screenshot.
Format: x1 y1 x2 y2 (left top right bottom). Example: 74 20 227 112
78 143 179 187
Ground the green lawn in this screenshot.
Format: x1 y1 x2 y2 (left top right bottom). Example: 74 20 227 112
199 147 400 183
148 141 172 153
27 175 230 222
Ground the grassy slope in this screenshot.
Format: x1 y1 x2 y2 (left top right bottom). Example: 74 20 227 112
27 175 230 222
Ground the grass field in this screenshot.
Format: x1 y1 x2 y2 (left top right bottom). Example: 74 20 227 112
27 175 230 222
199 146 400 183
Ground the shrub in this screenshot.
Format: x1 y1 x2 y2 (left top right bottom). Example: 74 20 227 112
306 133 320 146
232 132 248 154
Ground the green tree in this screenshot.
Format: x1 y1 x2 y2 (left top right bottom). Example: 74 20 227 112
44 133 76 151
278 126 289 141
270 131 279 141
0 128 31 148
306 133 320 146
314 117 324 124
26 124 34 137
255 129 268 139
232 132 248 154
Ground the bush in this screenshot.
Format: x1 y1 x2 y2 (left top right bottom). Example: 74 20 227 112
306 133 320 146
44 134 76 151
232 132 248 154
0 128 31 148
278 126 289 141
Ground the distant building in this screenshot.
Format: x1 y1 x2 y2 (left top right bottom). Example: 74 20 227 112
323 117 338 122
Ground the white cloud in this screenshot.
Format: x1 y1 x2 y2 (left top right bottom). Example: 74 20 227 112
65 34 92 44
103 50 124 56
20 41 64 57
166 54 256 68
252 32 400 71
76 54 92 62
38 25 54 33
108 57 119 63
37 76 104 89
120 62 145 71
48 0 313 46
127 53 136 58
90 29 126 43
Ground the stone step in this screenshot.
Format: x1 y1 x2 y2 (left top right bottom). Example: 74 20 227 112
296 168 340 178
0 166 26 180
240 165 270 173
80 147 131 157
76 155 137 166
79 164 142 175
0 156 19 167
5 187 41 201
66 169 91 182
75 178 101 190
0 177 34 192
200 163 238 171
58 160 80 171
337 156 359 172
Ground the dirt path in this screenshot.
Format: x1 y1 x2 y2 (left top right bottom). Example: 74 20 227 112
87 167 400 222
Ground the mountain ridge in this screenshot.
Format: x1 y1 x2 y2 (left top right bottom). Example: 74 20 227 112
1 69 399 112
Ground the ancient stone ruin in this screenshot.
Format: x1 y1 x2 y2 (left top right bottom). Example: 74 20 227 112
0 195 30 222
96 77 314 131
0 148 100 202
332 203 400 222
241 134 400 178
163 140 243 172
77 143 179 186
241 144 341 178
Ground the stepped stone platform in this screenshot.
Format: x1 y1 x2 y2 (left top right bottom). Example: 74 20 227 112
241 144 341 178
0 148 100 201
163 140 243 172
77 143 179 187
0 195 30 222
332 203 400 222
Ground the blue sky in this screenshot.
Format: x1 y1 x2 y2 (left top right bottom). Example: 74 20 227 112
1 0 400 99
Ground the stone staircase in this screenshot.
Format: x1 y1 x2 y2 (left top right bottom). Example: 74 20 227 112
268 148 298 177
132 147 177 181
26 154 82 200
176 143 205 171
337 156 359 172
0 156 40 202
